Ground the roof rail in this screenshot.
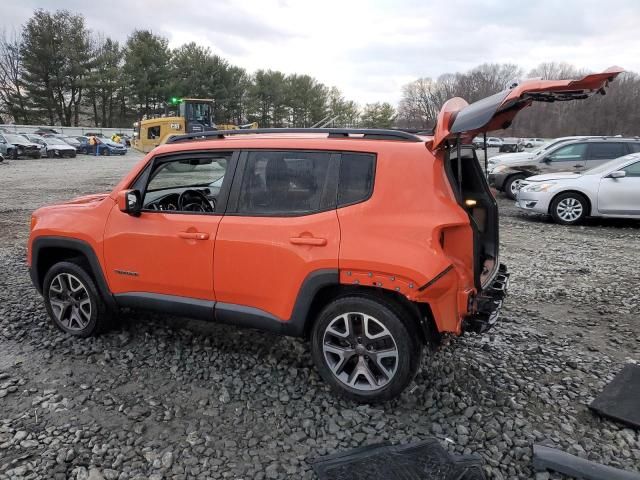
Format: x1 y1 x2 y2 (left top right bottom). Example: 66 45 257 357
165 128 424 144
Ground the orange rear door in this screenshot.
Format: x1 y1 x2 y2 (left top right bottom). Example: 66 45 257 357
213 150 340 321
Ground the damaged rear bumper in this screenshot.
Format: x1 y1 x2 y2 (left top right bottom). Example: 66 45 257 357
463 263 510 334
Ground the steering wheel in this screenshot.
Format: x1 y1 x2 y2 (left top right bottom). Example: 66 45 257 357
178 189 215 213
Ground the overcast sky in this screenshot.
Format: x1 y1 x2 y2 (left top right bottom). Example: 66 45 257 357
3 0 639 104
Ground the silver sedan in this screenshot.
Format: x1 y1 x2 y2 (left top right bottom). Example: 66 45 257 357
516 154 640 225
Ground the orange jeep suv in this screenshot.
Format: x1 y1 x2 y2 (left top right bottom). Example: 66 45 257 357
27 68 621 402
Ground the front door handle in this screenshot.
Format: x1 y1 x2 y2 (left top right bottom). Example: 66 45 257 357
289 236 327 246
178 231 209 240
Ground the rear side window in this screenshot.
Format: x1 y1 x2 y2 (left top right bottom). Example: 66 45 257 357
237 151 333 215
587 142 627 160
338 153 376 207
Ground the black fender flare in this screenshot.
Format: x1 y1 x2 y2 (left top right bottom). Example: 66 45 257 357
30 236 116 309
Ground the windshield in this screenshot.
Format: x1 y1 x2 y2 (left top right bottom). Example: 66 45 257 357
47 138 69 146
5 134 29 143
585 154 639 175
184 102 212 124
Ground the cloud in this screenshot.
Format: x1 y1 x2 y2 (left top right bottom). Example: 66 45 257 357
3 0 640 105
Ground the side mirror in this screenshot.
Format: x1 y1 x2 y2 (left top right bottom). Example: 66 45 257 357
117 189 142 216
542 157 552 163
608 170 626 179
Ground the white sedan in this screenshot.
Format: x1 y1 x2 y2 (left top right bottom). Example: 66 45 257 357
516 153 640 225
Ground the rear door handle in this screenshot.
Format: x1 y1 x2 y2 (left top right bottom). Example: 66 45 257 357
178 231 209 240
289 236 327 246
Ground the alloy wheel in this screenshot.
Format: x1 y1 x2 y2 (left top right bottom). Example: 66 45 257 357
48 273 92 331
509 178 523 196
322 312 399 391
556 197 583 222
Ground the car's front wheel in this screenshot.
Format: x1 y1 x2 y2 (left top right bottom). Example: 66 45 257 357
504 174 527 200
43 261 110 337
550 192 588 225
311 296 422 403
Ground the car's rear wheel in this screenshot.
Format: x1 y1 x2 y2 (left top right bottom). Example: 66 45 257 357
43 261 110 337
504 174 527 200
10 149 18 160
47 150 54 158
311 296 422 403
550 192 588 225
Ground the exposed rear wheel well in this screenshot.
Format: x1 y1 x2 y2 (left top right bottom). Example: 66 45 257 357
304 284 440 347
548 190 591 216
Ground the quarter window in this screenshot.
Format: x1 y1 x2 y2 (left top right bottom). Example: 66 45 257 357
338 153 376 206
547 143 587 162
237 151 333 215
587 142 627 160
622 161 640 177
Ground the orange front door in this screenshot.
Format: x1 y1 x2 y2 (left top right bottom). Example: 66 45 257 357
103 207 221 300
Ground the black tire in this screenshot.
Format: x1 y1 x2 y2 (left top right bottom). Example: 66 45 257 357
526 143 533 148
47 150 54 158
102 148 110 156
550 192 588 225
43 261 111 337
70 152 76 158
10 149 18 160
504 174 527 200
311 295 422 403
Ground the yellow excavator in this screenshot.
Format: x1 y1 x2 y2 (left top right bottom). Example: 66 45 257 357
132 98 257 152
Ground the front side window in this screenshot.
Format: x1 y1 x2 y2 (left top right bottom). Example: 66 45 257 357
142 153 232 213
237 151 332 215
547 143 587 162
587 142 626 160
147 126 161 139
622 161 640 177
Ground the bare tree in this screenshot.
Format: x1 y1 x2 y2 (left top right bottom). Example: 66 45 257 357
0 30 29 124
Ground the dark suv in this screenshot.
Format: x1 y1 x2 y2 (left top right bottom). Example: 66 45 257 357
489 137 640 199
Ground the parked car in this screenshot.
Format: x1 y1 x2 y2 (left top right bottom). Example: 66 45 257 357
58 135 85 152
75 136 91 154
487 136 591 171
488 137 640 199
27 68 621 401
30 136 77 158
97 137 127 156
33 128 60 135
0 133 42 159
498 137 524 153
523 138 546 148
517 153 640 225
21 134 49 158
473 136 503 148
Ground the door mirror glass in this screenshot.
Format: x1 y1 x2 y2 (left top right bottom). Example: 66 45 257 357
608 170 626 179
118 189 142 216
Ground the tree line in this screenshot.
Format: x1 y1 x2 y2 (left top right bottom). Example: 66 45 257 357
2 9 638 136
397 62 640 137
0 9 396 129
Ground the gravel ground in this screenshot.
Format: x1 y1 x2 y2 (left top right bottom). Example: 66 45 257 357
0 151 639 479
